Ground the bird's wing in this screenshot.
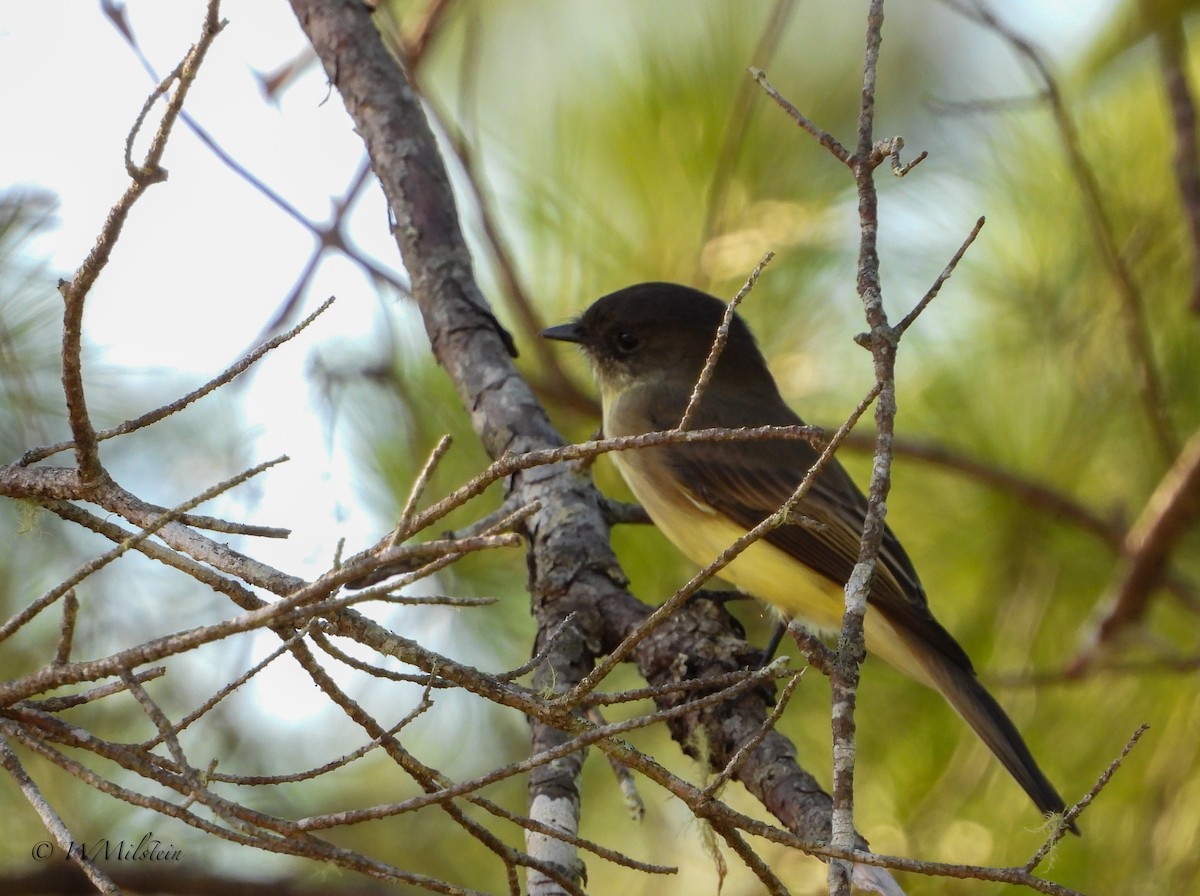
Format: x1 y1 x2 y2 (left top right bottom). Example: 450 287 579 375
651 403 974 673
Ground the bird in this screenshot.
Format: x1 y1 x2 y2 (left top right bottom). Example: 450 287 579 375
543 281 1074 830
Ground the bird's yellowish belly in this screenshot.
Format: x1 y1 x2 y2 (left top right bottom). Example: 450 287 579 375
610 447 935 686
612 449 843 625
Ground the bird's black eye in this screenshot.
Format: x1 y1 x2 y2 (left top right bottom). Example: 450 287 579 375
613 330 640 354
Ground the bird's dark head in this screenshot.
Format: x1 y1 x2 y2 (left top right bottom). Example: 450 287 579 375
542 282 771 396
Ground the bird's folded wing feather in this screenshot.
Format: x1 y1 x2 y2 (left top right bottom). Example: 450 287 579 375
653 407 974 673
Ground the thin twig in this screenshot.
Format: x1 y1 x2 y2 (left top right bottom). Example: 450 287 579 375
120 670 209 804
390 434 454 547
895 216 986 335
882 135 928 176
57 2 225 486
677 251 775 431
1026 724 1149 870
349 499 541 589
24 667 167 713
0 457 287 645
310 629 442 685
283 639 581 896
52 591 78 666
749 67 852 164
4 717 494 896
586 706 646 821
582 665 792 707
294 662 781 830
103 0 413 318
20 296 335 466
787 620 837 676
0 735 120 895
216 708 427 787
338 533 521 602
717 824 790 896
701 669 803 797
824 4 895 890
339 425 825 580
496 613 578 681
142 623 318 750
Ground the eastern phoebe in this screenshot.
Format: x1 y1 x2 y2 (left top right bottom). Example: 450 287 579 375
544 281 1072 829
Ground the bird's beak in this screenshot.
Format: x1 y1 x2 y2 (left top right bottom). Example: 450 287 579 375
541 321 586 344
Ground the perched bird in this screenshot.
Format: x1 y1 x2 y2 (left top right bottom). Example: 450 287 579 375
543 281 1073 829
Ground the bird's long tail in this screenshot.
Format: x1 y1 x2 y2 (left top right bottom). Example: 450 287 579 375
902 629 1078 834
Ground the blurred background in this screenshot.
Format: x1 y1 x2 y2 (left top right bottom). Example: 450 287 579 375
2 0 1198 893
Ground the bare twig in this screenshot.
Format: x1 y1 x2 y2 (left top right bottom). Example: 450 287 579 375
52 591 78 666
1027 724 1149 870
293 662 782 830
495 613 578 681
895 216 986 335
0 735 119 895
0 457 287 645
787 620 838 676
586 706 646 821
104 0 412 325
390 434 454 547
677 251 775 431
880 135 928 176
582 665 791 707
143 623 318 750
310 629 442 685
283 639 583 896
213 713 421 786
820 6 897 890
335 424 824 580
4 717 494 896
119 670 213 808
25 667 167 713
57 1 225 486
701 669 803 797
20 296 335 467
750 67 852 164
